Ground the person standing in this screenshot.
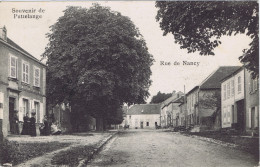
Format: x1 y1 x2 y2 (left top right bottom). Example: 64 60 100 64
21 113 30 135
12 110 19 135
29 112 36 136
40 115 49 136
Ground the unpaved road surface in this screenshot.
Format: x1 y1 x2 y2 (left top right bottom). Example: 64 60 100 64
88 130 258 167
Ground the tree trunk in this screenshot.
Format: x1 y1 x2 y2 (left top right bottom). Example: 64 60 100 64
96 118 104 131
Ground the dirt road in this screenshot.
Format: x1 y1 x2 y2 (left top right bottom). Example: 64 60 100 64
88 129 258 167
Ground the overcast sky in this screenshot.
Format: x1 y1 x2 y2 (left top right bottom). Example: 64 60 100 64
0 1 252 103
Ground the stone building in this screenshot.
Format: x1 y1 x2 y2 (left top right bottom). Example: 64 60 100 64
126 104 160 129
0 26 46 136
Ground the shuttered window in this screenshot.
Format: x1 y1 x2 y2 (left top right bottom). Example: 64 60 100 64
10 56 17 78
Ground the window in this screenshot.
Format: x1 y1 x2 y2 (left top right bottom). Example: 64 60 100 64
10 55 17 78
22 61 29 84
146 122 149 126
23 98 29 117
231 80 235 97
34 101 40 123
238 76 241 94
34 67 40 87
223 84 226 100
227 82 230 99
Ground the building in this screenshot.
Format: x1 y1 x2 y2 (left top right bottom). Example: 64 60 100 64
0 26 46 136
221 67 245 130
245 69 259 135
221 67 259 134
186 66 241 131
160 91 183 128
126 104 160 129
171 95 186 127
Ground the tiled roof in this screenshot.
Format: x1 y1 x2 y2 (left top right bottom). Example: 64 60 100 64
127 104 160 115
199 66 241 89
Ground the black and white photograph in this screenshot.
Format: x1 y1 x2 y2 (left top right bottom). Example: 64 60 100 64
0 1 259 166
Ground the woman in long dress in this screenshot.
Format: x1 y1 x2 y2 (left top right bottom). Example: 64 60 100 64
12 110 19 135
29 112 36 136
40 115 49 136
21 113 30 135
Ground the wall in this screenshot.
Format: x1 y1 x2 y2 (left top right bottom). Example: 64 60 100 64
245 69 259 134
126 114 160 129
221 69 244 128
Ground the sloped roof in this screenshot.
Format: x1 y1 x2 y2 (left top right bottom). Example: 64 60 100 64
220 66 244 83
199 66 241 89
127 104 160 115
0 37 46 66
161 91 184 108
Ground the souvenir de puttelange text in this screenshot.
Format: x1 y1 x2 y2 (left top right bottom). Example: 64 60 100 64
12 8 45 20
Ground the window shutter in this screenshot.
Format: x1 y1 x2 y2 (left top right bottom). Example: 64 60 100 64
248 108 251 128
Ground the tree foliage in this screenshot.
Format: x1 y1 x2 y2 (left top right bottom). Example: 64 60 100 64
43 4 153 127
156 1 259 78
150 91 172 104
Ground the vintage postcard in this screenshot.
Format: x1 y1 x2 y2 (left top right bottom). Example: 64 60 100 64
0 1 259 167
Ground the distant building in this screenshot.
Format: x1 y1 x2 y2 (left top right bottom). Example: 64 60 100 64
160 91 183 128
186 66 241 131
0 26 46 136
126 104 160 129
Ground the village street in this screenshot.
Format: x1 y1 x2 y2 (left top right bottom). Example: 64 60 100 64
88 130 258 167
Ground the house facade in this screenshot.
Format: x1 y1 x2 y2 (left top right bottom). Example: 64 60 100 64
186 66 241 131
221 67 245 130
126 104 160 129
0 26 46 136
245 69 259 134
221 67 259 133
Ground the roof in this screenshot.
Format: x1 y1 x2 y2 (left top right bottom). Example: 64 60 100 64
220 66 244 83
186 86 199 95
161 91 184 108
199 66 241 89
127 104 160 115
0 37 46 67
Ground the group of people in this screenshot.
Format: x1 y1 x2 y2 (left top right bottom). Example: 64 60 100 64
19 113 62 136
21 112 37 136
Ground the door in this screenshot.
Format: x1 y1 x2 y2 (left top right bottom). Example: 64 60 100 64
9 97 15 134
251 107 255 128
236 100 245 131
140 122 143 129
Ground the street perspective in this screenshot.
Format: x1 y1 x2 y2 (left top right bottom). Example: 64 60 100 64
0 1 259 167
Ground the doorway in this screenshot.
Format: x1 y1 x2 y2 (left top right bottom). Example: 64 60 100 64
236 100 245 131
140 122 143 129
9 97 15 134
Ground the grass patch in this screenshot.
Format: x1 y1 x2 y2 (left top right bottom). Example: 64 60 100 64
0 139 71 165
51 145 97 166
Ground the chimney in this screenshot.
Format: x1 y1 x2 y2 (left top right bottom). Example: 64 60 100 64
0 26 7 41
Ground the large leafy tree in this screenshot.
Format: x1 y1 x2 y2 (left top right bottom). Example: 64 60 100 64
43 4 153 131
156 1 259 78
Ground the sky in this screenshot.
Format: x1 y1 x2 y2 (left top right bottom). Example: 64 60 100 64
0 1 252 103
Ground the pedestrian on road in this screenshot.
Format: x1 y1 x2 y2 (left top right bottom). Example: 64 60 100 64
21 113 30 135
29 112 37 136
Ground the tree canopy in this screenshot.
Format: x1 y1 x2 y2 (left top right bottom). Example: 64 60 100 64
150 91 172 104
156 1 259 78
42 4 153 129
